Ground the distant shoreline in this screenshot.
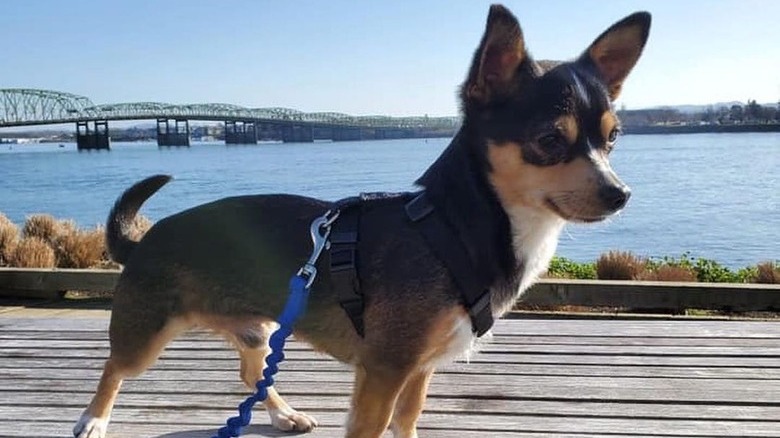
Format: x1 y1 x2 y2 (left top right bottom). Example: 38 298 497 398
3 123 779 144
624 124 780 135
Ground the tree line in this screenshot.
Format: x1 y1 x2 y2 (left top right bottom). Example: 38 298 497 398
618 100 780 127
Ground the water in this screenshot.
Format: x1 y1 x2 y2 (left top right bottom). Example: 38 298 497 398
1 133 777 268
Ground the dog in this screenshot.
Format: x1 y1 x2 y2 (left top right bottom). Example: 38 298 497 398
74 5 650 438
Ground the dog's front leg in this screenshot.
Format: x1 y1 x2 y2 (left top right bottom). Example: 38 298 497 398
390 369 434 438
345 365 407 438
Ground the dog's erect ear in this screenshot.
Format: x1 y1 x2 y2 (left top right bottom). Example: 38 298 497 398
579 12 651 100
464 4 527 103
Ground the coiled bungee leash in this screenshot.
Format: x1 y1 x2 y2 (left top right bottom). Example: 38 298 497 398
213 209 340 438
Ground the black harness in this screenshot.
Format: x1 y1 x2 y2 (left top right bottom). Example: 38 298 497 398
328 191 494 338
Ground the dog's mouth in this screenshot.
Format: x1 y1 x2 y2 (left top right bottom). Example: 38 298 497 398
544 198 609 223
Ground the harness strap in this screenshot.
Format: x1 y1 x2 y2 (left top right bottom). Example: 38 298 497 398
329 203 364 337
405 192 494 337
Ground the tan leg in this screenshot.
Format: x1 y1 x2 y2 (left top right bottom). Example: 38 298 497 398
233 327 318 432
346 366 408 438
390 369 434 438
73 317 187 438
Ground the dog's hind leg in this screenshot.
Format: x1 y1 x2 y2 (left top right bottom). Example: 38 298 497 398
230 322 318 433
345 365 408 438
390 369 434 438
73 307 190 438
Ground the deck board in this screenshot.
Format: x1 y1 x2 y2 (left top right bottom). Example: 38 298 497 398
0 309 778 437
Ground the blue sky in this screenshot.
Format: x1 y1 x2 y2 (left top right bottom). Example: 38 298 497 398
1 0 778 116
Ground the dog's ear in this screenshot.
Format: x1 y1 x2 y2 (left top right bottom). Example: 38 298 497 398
463 4 528 103
578 12 651 100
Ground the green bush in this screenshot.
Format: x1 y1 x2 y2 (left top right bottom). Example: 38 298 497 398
548 252 776 284
548 256 597 279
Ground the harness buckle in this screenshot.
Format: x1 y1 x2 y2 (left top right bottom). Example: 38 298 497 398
298 209 341 288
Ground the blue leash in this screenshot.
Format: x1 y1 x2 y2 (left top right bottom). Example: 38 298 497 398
213 210 340 438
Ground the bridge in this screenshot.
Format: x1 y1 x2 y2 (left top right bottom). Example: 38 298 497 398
0 89 459 149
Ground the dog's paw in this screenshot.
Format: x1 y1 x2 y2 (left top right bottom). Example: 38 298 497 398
73 413 108 438
269 407 318 432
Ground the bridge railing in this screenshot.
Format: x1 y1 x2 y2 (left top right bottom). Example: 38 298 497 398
1 88 460 129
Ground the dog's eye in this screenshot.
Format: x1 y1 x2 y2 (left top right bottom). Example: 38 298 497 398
538 133 563 148
607 128 620 144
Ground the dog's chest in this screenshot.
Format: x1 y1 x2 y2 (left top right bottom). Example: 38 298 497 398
492 206 564 316
424 209 563 366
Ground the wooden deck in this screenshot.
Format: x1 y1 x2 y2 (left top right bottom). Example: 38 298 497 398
0 306 778 437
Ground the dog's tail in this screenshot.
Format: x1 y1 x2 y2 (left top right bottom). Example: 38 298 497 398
106 174 172 265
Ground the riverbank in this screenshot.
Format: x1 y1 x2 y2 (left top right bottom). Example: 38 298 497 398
624 123 780 135
1 212 777 285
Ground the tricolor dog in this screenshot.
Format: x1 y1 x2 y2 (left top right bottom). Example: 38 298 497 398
75 4 650 438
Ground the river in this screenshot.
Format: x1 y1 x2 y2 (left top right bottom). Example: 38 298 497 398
1 133 777 268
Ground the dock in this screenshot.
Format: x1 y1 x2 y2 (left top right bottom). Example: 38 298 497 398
1 302 778 437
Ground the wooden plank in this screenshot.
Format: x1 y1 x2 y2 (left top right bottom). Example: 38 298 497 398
2 377 778 404
6 348 779 368
5 330 780 348
4 358 780 379
0 420 705 438
5 391 780 421
2 406 779 437
5 344 779 368
5 339 780 358
2 316 779 437
4 365 780 399
3 364 780 392
3 317 780 340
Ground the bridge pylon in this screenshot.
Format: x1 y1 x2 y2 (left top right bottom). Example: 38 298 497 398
157 119 190 147
76 121 110 151
224 120 257 145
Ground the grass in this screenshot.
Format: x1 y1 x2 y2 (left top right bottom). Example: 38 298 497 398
0 213 19 266
548 252 777 284
596 251 646 280
53 227 105 269
756 262 780 284
22 214 62 243
0 213 150 270
9 236 56 268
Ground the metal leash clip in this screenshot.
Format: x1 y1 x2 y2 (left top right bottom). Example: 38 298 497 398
298 209 341 288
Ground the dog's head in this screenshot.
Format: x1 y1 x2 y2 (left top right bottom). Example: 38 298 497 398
464 5 650 223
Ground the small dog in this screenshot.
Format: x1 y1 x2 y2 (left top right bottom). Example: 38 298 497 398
75 5 650 438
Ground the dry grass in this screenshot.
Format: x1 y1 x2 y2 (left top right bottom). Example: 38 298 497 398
53 227 106 269
596 251 646 280
0 213 20 266
0 212 155 270
637 265 698 282
755 261 779 284
10 236 56 268
22 214 61 243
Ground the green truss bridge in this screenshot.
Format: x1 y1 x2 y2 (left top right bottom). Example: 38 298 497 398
0 89 458 149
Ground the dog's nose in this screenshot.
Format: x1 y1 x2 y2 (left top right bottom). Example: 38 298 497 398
599 185 631 211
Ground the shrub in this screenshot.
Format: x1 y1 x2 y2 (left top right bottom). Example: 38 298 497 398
53 226 106 269
637 265 697 282
10 236 56 268
22 214 60 243
547 256 596 279
692 258 741 283
0 214 20 266
596 251 645 280
754 261 779 284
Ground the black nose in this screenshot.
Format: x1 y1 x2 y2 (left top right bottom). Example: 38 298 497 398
599 185 631 211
